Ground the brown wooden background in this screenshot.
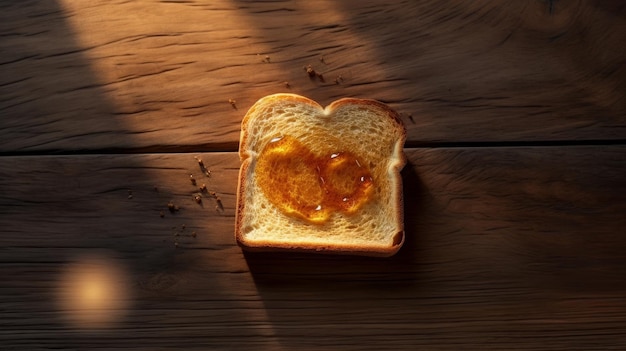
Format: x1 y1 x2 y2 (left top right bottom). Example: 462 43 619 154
1 0 625 349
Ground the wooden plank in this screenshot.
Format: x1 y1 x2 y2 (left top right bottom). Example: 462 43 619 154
1 0 625 153
1 147 625 349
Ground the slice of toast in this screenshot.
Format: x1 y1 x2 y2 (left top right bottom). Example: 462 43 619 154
236 93 406 256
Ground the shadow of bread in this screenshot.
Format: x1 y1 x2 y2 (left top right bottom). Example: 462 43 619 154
240 155 443 349
242 152 431 287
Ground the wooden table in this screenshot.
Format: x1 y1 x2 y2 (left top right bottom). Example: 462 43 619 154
2 1 625 349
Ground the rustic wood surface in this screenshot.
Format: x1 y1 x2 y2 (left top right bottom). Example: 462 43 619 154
1 0 625 350
1 0 625 153
1 148 625 350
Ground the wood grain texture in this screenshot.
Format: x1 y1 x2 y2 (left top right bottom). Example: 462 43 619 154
1 148 625 350
1 0 625 153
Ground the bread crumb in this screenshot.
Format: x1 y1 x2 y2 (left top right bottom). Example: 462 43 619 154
216 196 224 212
304 64 316 78
167 201 180 213
258 54 271 63
228 99 237 110
194 156 204 168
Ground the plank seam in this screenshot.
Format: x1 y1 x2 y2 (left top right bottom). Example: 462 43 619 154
0 139 624 157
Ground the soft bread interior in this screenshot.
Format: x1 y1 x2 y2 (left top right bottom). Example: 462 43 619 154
238 94 405 252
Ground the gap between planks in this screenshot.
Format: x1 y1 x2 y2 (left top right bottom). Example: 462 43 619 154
1 139 626 157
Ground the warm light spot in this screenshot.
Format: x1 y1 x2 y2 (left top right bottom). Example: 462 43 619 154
57 253 131 329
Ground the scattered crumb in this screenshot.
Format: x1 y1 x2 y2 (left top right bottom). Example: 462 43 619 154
304 64 316 78
228 99 237 110
258 54 271 63
194 194 202 204
319 56 326 64
192 231 197 238
216 196 224 212
284 81 291 89
159 211 164 218
182 224 186 230
199 184 207 193
304 65 325 82
195 156 212 177
194 156 204 168
167 201 180 213
334 75 344 85
209 191 217 198
190 174 196 186
127 190 133 199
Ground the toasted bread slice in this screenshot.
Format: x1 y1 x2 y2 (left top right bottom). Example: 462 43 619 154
236 93 406 256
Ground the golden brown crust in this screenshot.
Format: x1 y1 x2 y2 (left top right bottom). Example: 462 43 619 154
327 97 407 139
236 93 406 257
236 235 404 258
234 156 250 245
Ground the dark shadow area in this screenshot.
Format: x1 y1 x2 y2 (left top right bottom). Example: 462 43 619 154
330 0 626 142
242 157 444 348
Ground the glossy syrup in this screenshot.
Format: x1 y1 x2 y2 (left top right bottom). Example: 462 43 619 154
255 135 373 223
